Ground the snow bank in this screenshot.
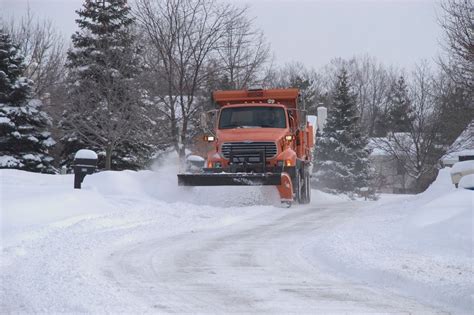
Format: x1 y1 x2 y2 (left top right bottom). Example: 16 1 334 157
0 163 283 313
0 152 287 245
304 168 473 314
0 170 114 239
1 152 344 242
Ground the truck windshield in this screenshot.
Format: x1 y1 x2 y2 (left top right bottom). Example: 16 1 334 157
219 106 286 129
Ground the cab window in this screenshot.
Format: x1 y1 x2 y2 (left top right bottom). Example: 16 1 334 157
219 107 286 129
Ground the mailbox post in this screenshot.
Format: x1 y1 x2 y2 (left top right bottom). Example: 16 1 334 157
73 149 98 189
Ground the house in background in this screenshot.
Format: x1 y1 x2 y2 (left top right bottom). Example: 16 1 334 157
369 120 474 194
368 138 415 194
441 120 474 167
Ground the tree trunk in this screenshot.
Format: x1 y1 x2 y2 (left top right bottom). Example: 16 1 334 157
179 115 188 159
105 144 113 170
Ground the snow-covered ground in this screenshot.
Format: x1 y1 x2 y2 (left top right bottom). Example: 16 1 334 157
0 162 472 313
304 168 473 314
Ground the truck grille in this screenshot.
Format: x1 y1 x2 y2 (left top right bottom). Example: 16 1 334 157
221 142 278 160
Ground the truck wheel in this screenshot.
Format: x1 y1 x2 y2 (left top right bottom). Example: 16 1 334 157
294 168 302 203
304 170 311 204
299 168 311 204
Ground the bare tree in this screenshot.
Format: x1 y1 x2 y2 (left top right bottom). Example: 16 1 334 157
351 55 395 136
438 0 474 91
373 63 443 192
8 8 65 101
215 12 270 89
135 0 245 158
266 62 326 114
322 56 396 136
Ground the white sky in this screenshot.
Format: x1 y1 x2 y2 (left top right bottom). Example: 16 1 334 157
1 0 443 70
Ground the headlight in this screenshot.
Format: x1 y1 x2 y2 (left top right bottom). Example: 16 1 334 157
204 135 215 142
276 160 284 167
285 135 294 141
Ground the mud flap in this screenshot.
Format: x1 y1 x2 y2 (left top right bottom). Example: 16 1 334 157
277 173 294 203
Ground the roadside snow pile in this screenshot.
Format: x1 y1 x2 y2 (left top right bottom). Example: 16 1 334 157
0 166 279 244
305 168 473 314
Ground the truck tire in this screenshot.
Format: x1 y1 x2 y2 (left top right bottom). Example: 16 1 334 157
294 166 310 204
294 169 302 203
304 170 311 204
297 167 311 204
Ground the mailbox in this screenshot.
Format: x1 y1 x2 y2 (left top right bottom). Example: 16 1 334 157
73 149 98 189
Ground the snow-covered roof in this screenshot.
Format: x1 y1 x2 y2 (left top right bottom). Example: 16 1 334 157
450 160 474 175
442 120 474 164
368 138 389 156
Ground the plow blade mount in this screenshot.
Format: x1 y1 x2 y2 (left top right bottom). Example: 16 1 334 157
178 173 281 186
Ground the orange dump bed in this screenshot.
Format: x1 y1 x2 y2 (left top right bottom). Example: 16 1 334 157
213 88 300 108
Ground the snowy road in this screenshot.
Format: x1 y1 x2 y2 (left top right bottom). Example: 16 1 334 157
2 169 469 313
103 203 438 313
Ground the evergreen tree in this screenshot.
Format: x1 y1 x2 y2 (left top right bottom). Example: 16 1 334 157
313 69 373 197
0 29 56 173
386 76 413 133
61 0 156 170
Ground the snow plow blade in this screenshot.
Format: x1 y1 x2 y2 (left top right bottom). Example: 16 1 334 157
178 173 282 186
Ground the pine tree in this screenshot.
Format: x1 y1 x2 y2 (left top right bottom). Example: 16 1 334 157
0 29 56 173
386 76 413 133
61 0 155 170
313 69 373 197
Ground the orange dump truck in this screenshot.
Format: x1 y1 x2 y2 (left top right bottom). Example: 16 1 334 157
178 88 316 206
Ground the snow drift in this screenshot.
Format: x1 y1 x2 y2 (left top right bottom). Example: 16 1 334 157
304 168 473 314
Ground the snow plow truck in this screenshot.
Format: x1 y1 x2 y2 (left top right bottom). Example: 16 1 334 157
178 88 325 206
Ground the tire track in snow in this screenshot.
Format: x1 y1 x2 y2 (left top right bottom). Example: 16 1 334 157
104 203 441 313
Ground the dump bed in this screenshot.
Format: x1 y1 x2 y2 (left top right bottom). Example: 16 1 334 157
213 89 299 108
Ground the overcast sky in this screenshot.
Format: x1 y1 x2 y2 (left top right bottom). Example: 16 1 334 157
1 0 443 70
